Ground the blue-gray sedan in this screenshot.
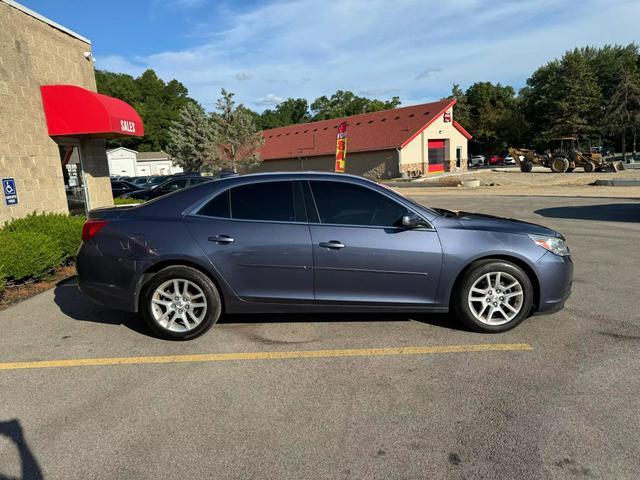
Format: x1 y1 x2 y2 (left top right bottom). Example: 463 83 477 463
77 172 572 340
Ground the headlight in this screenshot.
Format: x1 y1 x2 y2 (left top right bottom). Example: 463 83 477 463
529 234 570 256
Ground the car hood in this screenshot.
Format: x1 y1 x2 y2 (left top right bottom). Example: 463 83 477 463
436 209 559 237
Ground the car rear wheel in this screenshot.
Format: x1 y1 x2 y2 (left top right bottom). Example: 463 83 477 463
141 266 222 340
455 260 534 333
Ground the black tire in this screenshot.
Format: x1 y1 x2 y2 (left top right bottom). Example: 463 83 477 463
454 260 534 333
550 157 569 173
140 266 222 340
520 161 533 173
584 161 595 173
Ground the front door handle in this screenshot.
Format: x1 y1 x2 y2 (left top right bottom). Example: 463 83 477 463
319 240 345 249
208 235 235 244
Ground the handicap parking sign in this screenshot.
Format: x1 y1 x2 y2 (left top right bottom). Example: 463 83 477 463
2 178 18 205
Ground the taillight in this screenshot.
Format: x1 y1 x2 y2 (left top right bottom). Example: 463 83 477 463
82 219 108 242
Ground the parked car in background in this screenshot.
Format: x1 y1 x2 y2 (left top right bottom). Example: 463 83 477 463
78 172 573 340
131 176 151 188
487 154 505 165
110 180 143 198
591 146 615 156
144 175 172 190
470 155 485 167
121 175 213 201
110 175 133 182
503 155 517 165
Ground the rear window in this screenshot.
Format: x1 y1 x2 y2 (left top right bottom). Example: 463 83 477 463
198 191 230 218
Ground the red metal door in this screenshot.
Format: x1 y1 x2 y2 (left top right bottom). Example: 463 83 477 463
427 139 445 173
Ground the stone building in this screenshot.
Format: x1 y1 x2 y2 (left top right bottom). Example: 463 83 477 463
257 99 471 179
0 0 143 223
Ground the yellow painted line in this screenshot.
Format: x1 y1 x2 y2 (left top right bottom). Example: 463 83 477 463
0 343 532 372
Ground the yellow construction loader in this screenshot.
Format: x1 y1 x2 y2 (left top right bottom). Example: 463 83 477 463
509 137 624 173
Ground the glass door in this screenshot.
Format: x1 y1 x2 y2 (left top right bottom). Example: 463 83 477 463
58 144 88 215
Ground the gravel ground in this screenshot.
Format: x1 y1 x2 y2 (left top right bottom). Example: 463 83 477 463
395 167 640 198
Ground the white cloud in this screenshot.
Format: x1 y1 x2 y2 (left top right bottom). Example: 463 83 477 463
358 88 401 97
103 0 640 111
255 94 284 106
415 68 443 81
235 72 252 81
95 55 146 77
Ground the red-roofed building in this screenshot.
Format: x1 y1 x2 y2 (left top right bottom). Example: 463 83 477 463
256 98 471 179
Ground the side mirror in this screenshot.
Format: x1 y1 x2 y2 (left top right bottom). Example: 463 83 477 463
401 213 427 228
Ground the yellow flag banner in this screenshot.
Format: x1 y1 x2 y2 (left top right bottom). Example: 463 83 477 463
334 121 347 173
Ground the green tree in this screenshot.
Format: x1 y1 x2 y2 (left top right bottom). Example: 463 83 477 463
310 90 401 121
210 89 264 173
167 102 216 173
95 70 139 105
520 44 640 148
583 44 639 131
96 69 194 152
449 84 471 128
604 67 640 159
548 50 602 138
458 82 522 152
258 98 310 129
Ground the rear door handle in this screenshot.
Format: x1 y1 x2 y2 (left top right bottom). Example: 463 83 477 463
319 240 345 249
208 235 235 244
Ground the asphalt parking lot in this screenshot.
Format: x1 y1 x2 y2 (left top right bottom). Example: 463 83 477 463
1 195 639 480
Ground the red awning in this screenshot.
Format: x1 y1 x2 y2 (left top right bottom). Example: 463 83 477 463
40 85 144 138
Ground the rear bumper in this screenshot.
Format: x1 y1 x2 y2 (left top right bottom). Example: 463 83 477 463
77 278 138 312
76 243 141 313
534 252 573 314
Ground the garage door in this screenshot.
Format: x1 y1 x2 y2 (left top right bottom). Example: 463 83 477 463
427 140 445 174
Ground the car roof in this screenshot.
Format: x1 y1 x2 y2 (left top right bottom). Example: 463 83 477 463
224 171 374 182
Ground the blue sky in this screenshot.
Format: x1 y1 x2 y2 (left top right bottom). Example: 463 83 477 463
18 0 640 111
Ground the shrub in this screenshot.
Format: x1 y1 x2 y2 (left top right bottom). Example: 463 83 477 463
3 212 85 261
0 266 5 298
0 231 64 283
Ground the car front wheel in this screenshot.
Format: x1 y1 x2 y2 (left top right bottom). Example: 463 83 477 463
141 266 222 340
455 260 534 333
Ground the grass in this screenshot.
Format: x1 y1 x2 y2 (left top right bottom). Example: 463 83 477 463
114 197 143 206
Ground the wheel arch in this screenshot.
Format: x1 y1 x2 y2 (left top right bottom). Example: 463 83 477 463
450 254 540 312
136 258 229 314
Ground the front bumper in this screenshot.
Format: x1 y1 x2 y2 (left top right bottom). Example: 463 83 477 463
534 251 573 314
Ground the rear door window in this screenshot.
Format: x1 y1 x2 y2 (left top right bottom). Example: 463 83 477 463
197 181 305 222
230 181 296 222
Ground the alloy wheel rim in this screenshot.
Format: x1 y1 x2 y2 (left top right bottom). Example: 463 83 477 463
467 271 524 325
151 279 208 332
